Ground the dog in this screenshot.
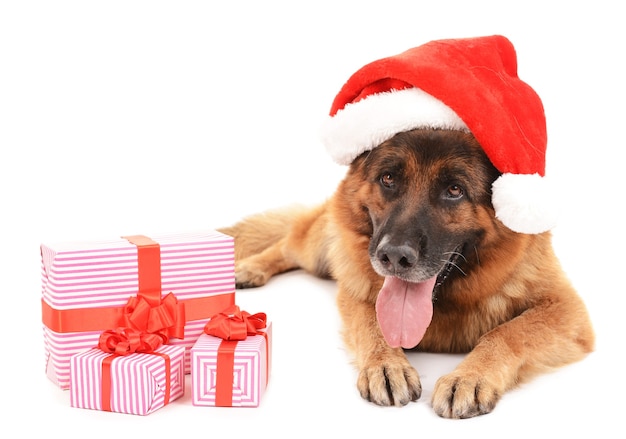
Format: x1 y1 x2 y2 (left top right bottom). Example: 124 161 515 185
219 128 595 418
220 36 595 418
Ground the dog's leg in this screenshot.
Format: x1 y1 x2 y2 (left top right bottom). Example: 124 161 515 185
220 204 331 288
232 236 299 288
431 290 594 418
337 284 423 406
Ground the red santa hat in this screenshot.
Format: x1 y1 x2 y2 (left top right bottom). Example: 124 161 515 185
320 35 557 234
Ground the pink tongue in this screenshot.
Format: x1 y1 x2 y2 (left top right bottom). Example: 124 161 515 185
375 276 436 349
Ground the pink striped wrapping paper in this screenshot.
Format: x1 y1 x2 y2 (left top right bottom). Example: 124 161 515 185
191 323 272 407
41 230 235 390
70 344 185 415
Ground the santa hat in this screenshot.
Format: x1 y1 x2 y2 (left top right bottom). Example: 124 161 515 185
320 35 557 234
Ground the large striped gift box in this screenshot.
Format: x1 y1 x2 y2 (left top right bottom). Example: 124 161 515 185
70 344 185 415
41 230 236 390
191 324 272 407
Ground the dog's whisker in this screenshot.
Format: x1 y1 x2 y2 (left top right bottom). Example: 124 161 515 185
446 260 467 276
435 247 467 290
473 246 480 265
443 250 467 263
438 258 467 277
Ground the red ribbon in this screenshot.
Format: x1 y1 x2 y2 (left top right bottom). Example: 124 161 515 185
204 305 268 406
98 235 180 412
110 235 186 345
98 327 167 356
100 351 171 413
204 305 267 340
42 294 233 333
215 340 238 407
98 328 172 412
120 292 185 340
120 235 182 332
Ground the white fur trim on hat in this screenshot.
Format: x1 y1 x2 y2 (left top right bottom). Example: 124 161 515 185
491 173 559 234
321 88 469 165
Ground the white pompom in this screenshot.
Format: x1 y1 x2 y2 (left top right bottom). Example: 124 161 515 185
491 173 559 234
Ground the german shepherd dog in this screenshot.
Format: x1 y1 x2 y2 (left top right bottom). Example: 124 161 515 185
220 128 595 418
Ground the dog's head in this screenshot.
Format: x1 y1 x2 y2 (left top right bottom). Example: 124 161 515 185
336 128 507 348
362 129 500 281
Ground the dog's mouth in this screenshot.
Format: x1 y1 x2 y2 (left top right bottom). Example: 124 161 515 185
375 248 464 349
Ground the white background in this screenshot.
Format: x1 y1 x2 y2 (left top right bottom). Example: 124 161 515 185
1 1 623 437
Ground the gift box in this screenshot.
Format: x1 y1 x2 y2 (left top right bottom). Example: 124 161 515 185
70 344 185 415
41 231 236 389
191 306 272 407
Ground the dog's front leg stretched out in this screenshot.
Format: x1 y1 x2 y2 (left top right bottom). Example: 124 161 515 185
336 282 423 407
218 205 324 288
430 293 594 419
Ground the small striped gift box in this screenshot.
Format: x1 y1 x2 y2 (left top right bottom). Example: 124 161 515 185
191 324 272 407
70 344 185 415
41 230 236 390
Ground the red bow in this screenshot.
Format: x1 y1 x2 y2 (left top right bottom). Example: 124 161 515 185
120 292 185 340
204 305 266 340
98 327 167 356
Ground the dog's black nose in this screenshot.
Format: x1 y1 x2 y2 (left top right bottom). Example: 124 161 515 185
376 243 418 274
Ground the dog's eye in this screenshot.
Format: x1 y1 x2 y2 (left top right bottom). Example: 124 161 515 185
380 173 394 188
446 184 464 199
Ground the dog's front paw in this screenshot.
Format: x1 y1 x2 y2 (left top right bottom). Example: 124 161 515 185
357 360 422 406
431 371 501 419
234 260 271 289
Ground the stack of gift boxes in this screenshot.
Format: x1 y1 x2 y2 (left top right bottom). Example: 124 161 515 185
41 230 271 415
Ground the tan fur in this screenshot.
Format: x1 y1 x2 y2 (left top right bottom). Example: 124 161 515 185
220 129 594 418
